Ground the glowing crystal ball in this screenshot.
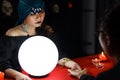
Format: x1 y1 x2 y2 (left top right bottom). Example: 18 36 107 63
18 36 58 76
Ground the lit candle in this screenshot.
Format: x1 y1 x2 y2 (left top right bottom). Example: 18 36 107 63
99 51 107 61
0 71 4 80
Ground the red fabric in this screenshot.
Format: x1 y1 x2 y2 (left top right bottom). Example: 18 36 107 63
5 55 115 80
73 55 115 77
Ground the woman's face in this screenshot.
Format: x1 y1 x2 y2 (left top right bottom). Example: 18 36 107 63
24 11 45 28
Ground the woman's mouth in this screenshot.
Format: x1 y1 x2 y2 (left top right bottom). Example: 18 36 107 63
36 21 41 24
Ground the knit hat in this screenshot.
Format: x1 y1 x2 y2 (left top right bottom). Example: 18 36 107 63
16 0 45 25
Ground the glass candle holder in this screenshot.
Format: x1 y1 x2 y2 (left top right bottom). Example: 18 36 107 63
95 62 104 69
92 58 100 65
92 58 104 69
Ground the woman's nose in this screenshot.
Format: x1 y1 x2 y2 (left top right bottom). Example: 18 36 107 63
36 13 41 19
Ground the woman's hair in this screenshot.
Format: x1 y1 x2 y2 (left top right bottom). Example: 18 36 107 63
35 23 55 37
99 2 120 59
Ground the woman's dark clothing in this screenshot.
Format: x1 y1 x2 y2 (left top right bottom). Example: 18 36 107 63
80 61 120 80
0 33 68 72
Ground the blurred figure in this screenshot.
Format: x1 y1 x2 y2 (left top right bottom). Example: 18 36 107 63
0 0 18 36
2 0 13 16
68 2 120 80
52 4 59 14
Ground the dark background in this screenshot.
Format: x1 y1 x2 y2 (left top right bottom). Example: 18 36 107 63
0 0 119 58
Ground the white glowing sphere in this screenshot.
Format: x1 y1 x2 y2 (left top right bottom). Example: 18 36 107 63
18 36 58 76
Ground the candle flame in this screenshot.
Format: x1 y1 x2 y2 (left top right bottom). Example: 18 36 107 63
101 51 104 56
99 51 107 61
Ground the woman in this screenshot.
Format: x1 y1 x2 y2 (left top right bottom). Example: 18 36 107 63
0 0 82 80
68 2 120 80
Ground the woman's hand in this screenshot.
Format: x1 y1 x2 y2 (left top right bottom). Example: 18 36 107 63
65 60 81 70
5 68 31 80
58 57 82 70
15 72 32 80
68 68 87 79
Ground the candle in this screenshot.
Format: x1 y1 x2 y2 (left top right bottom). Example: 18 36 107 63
0 71 4 80
92 58 100 65
99 51 107 61
95 62 104 69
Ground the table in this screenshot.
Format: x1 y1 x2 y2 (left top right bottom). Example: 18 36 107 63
5 54 115 80
73 54 115 77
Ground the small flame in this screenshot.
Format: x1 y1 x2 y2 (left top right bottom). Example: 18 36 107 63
101 51 104 56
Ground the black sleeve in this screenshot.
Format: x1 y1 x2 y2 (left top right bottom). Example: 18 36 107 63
95 65 120 80
80 74 95 80
0 36 13 72
79 62 120 80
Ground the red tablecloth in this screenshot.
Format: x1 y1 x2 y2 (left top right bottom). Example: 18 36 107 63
73 55 115 77
5 55 115 80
